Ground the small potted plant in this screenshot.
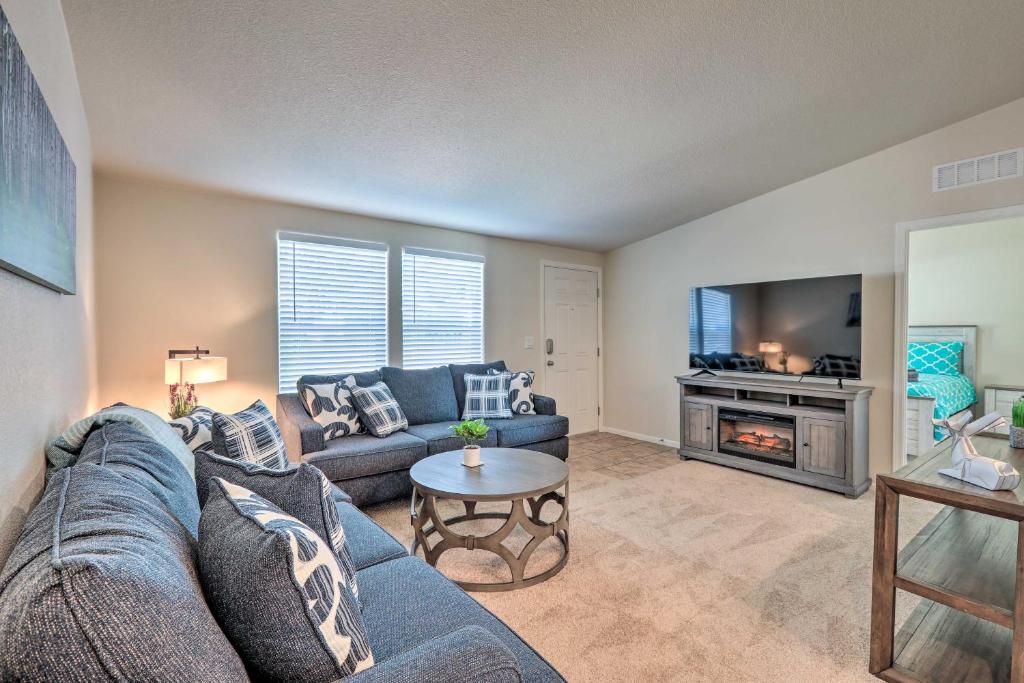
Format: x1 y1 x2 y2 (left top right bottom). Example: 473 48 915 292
450 419 489 467
1011 399 1024 449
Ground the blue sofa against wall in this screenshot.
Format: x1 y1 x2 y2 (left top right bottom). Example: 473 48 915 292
277 360 569 507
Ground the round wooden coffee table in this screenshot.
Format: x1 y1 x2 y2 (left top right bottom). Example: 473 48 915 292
409 448 569 592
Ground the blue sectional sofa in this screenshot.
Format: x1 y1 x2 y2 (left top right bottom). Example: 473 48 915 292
277 361 569 507
0 420 565 681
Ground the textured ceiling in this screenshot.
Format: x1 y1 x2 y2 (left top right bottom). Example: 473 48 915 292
62 0 1024 251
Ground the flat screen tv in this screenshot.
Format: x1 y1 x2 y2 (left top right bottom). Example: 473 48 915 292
688 274 862 380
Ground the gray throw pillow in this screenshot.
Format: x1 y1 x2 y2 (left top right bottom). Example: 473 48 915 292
194 450 359 603
199 479 374 681
379 366 458 425
211 399 287 468
350 382 409 437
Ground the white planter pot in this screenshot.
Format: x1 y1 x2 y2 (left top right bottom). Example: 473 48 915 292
463 444 482 467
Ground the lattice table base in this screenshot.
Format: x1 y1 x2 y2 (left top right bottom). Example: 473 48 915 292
410 486 569 592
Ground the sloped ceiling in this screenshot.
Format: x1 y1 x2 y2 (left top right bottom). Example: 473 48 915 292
62 0 1024 251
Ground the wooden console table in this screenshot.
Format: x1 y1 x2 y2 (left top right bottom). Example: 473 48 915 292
870 435 1024 682
675 374 872 497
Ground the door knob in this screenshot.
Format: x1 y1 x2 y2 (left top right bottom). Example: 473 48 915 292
545 338 554 354
546 360 554 366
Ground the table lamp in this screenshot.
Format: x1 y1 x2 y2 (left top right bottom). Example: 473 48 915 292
165 346 227 418
759 341 782 371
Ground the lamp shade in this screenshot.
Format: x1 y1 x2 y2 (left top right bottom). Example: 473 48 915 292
165 356 228 385
758 341 783 354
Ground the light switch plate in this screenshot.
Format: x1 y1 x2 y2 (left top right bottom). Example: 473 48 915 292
524 336 534 349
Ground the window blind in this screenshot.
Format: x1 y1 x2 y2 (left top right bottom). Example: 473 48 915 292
689 288 732 354
701 288 732 353
277 233 388 392
402 247 484 369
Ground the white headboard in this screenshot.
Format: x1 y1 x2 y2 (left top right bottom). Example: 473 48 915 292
907 325 978 392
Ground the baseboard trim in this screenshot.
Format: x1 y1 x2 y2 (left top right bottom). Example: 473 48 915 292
600 426 680 449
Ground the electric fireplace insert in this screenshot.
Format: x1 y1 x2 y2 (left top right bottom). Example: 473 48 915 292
718 409 796 468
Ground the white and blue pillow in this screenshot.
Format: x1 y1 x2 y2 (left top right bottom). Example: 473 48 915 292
299 376 365 439
211 400 287 468
350 382 409 437
488 368 535 415
199 479 373 680
193 450 359 602
463 372 513 419
908 341 963 376
169 406 215 452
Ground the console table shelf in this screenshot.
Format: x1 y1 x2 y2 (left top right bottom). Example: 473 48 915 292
871 436 1024 683
897 506 1017 625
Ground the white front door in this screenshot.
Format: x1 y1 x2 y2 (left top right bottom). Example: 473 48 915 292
543 265 599 435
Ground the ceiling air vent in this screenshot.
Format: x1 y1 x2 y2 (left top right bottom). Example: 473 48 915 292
933 147 1023 192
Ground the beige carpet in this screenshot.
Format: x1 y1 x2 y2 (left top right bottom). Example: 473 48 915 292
366 433 939 682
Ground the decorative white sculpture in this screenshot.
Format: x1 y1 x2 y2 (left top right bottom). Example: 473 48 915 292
935 411 1020 491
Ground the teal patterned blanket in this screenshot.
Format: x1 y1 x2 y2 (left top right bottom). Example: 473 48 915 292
907 372 976 440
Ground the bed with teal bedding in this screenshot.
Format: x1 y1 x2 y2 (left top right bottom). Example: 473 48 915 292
907 372 977 440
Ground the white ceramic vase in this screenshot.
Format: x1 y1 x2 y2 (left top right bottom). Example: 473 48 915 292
463 444 482 467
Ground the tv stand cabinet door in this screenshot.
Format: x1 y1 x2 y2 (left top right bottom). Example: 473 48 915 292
683 400 714 451
799 418 846 478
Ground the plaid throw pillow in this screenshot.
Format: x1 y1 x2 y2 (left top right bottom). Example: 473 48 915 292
349 382 409 437
730 355 763 372
463 372 513 419
812 355 861 378
211 400 287 468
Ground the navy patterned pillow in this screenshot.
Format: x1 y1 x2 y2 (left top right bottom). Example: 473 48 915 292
199 479 373 681
194 451 359 603
349 382 409 437
169 406 215 451
463 372 513 419
298 376 365 439
211 400 287 468
488 368 535 415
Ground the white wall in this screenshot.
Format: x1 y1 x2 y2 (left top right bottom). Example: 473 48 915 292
93 174 602 416
603 97 1024 475
0 0 94 560
909 216 1024 390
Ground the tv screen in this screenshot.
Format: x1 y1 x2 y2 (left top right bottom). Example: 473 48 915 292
688 274 862 379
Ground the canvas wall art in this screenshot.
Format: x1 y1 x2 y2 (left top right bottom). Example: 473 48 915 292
0 7 76 294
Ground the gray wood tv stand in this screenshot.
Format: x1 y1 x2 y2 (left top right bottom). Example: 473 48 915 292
675 374 873 498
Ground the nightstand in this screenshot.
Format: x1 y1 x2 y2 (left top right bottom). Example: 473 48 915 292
985 385 1024 436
